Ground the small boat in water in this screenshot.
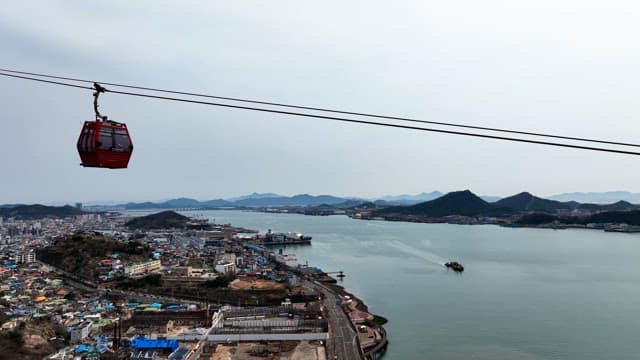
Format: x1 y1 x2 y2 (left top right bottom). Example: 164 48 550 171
445 261 464 273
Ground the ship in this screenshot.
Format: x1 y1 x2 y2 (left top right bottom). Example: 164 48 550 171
445 261 464 272
256 229 312 245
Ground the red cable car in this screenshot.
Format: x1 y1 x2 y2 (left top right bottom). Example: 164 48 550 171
77 83 133 169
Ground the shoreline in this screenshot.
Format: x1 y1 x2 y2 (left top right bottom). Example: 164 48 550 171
133 208 640 235
222 208 640 234
349 215 640 234
311 278 389 359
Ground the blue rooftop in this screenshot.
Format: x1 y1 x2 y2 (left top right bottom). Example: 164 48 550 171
130 337 179 352
75 344 94 353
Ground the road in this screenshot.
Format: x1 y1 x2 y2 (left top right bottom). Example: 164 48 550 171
306 280 362 360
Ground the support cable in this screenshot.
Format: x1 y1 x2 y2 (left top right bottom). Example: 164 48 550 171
0 67 637 148
1 70 639 156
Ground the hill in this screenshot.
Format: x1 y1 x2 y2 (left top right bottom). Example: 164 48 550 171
0 204 84 219
122 198 232 209
37 232 152 282
377 191 444 205
0 204 23 209
125 210 194 230
515 210 640 226
494 192 571 212
0 319 63 360
201 199 233 207
577 200 638 211
227 192 282 201
375 190 509 217
586 210 640 225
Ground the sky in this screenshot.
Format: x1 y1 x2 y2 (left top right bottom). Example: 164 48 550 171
2 1 640 204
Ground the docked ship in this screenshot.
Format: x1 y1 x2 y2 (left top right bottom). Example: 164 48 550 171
256 229 312 245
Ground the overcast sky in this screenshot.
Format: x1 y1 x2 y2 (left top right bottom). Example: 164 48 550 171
2 1 640 204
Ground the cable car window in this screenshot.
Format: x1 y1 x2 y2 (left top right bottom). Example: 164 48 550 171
78 129 87 152
87 127 95 151
98 129 113 150
113 129 131 151
79 126 92 152
82 127 95 152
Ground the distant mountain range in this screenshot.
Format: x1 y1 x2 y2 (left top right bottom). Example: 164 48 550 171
547 191 640 204
116 194 353 209
120 198 233 210
93 191 503 209
233 194 350 207
227 193 282 201
377 191 444 204
4 190 640 217
373 190 640 218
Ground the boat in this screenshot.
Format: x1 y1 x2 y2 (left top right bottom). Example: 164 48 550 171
445 261 464 272
258 230 312 245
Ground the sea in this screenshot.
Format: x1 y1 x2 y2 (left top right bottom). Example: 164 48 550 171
179 210 640 360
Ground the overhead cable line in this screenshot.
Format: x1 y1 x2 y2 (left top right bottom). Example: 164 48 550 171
1 67 638 148
0 71 94 90
1 71 639 156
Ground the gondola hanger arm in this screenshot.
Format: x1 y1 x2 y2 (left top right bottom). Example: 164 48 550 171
93 82 108 121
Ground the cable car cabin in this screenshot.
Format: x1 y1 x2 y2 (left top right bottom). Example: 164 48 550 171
77 119 133 169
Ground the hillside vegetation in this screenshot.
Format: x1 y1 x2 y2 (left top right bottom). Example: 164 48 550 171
373 190 640 223
0 319 64 360
37 233 151 282
0 204 84 219
375 190 513 217
125 210 192 230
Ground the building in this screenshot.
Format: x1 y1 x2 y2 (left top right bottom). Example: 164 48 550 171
124 259 162 277
215 261 236 274
69 320 93 344
173 266 192 277
14 250 36 264
220 253 237 265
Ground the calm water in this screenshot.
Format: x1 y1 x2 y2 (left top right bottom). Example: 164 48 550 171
182 210 640 360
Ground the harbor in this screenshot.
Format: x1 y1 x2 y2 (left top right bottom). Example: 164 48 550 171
194 209 640 360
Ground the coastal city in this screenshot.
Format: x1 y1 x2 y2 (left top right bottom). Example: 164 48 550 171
4 189 640 359
0 207 388 359
4 2 640 359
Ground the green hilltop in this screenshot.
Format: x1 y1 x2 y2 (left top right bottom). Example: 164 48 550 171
0 204 84 219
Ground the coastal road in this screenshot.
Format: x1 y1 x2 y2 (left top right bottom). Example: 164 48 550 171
305 280 362 360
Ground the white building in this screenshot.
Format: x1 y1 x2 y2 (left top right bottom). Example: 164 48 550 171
220 253 237 265
69 320 93 344
14 250 36 264
124 259 161 277
215 261 236 274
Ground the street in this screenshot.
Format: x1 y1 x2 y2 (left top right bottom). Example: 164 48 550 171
306 280 362 360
